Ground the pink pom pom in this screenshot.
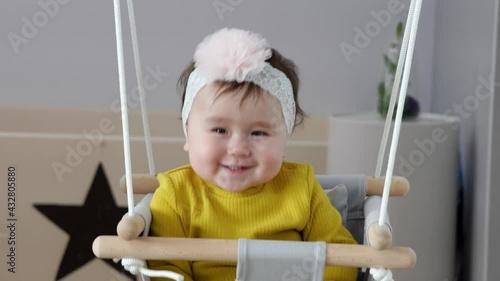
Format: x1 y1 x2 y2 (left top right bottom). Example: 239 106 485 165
194 28 272 83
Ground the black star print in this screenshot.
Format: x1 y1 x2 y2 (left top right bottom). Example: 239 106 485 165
34 163 134 280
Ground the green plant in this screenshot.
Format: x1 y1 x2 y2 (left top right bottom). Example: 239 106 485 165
377 22 419 119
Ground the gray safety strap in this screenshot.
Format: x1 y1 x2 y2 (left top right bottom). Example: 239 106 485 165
236 239 327 281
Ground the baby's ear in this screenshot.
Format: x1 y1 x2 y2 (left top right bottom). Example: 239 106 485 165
183 142 189 152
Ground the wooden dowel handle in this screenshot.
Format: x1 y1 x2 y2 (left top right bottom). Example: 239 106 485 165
325 244 415 269
120 174 159 194
121 174 410 197
93 236 416 269
116 214 145 240
367 223 392 250
366 176 410 197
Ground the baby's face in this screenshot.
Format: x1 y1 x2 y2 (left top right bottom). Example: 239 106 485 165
184 83 288 192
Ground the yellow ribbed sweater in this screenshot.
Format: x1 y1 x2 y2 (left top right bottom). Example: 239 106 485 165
148 161 358 281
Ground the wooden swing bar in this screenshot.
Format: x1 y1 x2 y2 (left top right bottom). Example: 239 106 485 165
92 236 416 269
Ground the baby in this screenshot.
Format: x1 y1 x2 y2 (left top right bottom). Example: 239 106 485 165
148 28 358 281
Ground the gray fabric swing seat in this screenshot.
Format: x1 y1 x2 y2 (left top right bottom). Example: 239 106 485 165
316 174 388 281
130 174 390 281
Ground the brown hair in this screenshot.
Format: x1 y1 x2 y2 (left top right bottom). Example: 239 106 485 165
177 48 306 132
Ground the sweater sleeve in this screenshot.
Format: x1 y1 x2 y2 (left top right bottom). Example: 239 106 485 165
302 166 358 281
147 173 193 281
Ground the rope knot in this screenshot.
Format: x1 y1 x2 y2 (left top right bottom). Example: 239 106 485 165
121 258 146 275
370 268 394 281
114 256 184 281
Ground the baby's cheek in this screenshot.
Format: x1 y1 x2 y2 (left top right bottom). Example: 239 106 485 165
190 140 219 165
261 145 284 168
262 155 284 182
257 139 285 156
200 144 218 161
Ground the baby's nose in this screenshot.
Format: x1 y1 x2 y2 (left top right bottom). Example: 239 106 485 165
227 137 251 157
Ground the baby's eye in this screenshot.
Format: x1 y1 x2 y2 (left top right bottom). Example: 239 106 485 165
212 128 227 134
251 131 268 136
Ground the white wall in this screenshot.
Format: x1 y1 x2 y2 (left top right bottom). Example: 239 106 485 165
433 0 498 280
0 0 436 116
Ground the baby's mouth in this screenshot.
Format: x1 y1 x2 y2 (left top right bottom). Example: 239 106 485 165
222 165 251 173
224 165 244 170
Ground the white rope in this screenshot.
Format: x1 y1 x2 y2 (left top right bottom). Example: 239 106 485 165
374 0 416 178
372 2 422 278
378 0 423 227
112 0 135 216
114 2 175 280
126 0 156 176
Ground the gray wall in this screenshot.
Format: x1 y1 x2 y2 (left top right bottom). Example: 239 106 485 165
433 0 498 280
1 0 435 116
490 4 500 279
490 79 500 280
